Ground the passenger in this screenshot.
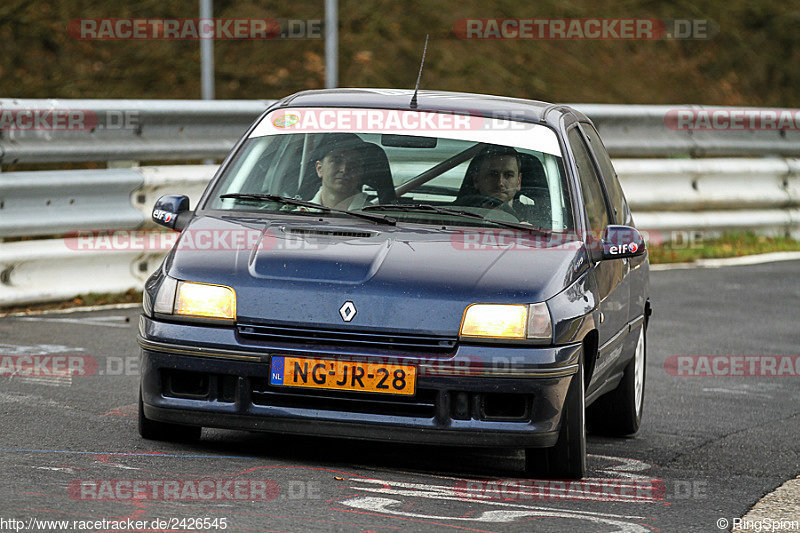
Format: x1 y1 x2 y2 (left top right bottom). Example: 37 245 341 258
310 134 369 210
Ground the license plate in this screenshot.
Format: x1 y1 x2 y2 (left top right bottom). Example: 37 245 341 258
269 356 416 395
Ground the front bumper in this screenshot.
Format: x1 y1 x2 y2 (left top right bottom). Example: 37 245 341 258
138 315 582 448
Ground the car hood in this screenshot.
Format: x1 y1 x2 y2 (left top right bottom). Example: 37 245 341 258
167 215 589 336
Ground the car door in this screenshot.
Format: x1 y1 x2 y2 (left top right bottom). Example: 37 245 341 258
566 126 630 383
580 122 648 325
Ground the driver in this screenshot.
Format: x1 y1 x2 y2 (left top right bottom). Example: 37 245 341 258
310 133 369 209
473 146 522 204
467 146 537 222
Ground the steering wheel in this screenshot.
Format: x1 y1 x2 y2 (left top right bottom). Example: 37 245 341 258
458 194 536 224
457 194 505 209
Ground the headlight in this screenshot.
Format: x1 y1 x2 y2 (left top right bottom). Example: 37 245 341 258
460 304 527 339
175 281 236 320
459 302 552 343
153 276 236 321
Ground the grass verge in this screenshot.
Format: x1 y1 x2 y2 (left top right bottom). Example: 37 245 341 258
648 232 800 264
0 289 142 315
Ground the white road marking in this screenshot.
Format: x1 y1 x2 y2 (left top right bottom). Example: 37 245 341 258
0 344 85 387
702 387 773 399
592 454 655 479
340 496 651 532
0 343 84 355
340 455 658 531
349 476 660 504
0 391 77 409
34 466 78 473
97 461 140 471
648 262 696 271
16 316 131 328
4 375 73 387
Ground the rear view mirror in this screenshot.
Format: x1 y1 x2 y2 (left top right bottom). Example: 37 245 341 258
152 195 192 231
381 134 438 148
602 225 646 260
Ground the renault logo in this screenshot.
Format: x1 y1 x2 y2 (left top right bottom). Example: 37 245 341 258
339 301 357 322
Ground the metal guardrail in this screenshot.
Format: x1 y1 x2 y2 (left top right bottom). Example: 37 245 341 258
3 99 800 163
2 158 798 307
0 239 159 307
2 98 800 306
0 169 144 237
573 104 800 158
0 166 216 238
3 159 798 240
0 99 272 164
620 159 800 238
615 158 800 211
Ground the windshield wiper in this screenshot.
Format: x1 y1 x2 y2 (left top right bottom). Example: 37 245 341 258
219 193 396 226
362 203 546 234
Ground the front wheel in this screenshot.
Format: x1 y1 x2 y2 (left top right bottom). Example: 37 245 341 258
138 390 201 442
588 325 646 436
524 359 586 479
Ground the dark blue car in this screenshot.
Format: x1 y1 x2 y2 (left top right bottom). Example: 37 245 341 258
138 89 651 479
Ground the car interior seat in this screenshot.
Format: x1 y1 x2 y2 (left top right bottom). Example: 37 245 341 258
360 142 397 204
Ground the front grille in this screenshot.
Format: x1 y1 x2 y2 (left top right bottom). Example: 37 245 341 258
238 323 457 353
251 378 437 418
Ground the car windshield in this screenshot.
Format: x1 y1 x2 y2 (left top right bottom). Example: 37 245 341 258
205 108 574 232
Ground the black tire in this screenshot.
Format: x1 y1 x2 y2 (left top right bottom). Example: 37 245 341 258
138 390 201 442
524 359 586 479
587 325 646 436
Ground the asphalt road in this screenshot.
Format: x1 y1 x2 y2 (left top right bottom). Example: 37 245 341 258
1 260 799 533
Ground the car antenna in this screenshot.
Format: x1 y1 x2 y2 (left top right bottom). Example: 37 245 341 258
409 34 429 109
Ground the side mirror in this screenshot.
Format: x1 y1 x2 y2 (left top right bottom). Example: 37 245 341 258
152 195 192 231
601 225 646 260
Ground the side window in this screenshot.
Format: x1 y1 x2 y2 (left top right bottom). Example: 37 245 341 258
581 124 629 224
567 127 609 237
